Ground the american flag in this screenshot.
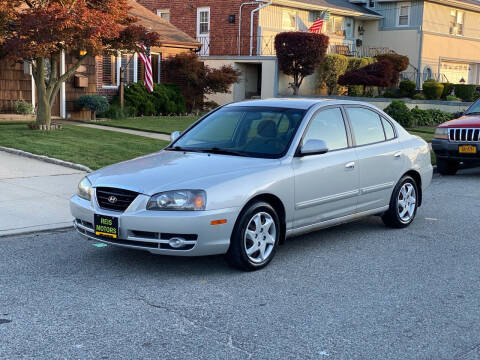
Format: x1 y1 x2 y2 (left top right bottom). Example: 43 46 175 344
138 44 154 92
309 10 330 34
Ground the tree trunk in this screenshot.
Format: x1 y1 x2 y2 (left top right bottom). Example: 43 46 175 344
34 57 51 126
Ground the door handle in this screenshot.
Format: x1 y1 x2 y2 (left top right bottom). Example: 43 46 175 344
394 151 402 158
345 161 355 169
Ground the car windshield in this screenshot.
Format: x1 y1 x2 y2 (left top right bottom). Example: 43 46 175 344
465 99 480 115
169 106 306 158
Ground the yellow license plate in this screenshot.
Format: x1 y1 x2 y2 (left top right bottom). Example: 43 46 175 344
459 145 477 154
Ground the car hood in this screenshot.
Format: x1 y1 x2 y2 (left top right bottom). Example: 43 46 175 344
87 150 276 195
439 115 480 128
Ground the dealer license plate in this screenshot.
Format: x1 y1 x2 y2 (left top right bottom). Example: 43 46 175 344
459 145 477 154
94 214 118 239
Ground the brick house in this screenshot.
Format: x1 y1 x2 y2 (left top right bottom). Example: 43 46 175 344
0 0 200 119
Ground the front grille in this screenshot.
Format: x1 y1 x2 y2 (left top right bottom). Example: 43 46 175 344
96 187 139 212
448 128 480 142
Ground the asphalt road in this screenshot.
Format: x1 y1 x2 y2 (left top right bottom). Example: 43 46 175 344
1 168 480 360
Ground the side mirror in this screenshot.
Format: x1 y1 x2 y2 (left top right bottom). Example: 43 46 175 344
170 131 181 142
299 139 329 156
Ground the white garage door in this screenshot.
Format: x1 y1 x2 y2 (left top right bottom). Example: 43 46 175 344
440 61 474 84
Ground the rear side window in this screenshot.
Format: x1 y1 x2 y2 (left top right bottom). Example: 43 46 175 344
346 107 386 146
382 118 395 140
303 107 348 151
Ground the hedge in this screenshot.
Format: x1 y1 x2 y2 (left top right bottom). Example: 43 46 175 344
317 54 349 95
422 79 444 100
454 84 477 102
384 100 454 128
399 80 416 98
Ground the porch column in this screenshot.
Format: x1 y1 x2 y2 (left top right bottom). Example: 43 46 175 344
60 50 66 118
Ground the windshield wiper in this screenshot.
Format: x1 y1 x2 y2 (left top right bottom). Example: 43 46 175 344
166 146 202 153
465 112 480 115
196 147 248 157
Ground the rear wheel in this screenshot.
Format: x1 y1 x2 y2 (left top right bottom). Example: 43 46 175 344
382 176 419 228
437 158 459 175
225 201 280 271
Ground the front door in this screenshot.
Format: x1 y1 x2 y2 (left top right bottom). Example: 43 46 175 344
197 7 210 56
344 106 406 212
293 107 359 229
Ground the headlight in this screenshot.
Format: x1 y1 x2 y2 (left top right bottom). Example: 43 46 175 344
77 177 92 201
147 190 206 211
434 127 448 139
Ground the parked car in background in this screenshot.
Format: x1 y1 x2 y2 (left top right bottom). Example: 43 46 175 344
71 99 433 271
433 99 480 175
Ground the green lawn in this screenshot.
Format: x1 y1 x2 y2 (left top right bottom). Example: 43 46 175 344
0 124 168 170
408 126 436 143
94 116 199 134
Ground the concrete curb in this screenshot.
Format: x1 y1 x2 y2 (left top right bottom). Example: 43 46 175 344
1 224 74 239
0 146 92 173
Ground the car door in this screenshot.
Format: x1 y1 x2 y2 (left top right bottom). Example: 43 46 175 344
344 106 406 212
292 107 359 229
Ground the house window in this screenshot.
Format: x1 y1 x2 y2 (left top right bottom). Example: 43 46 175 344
198 9 210 34
102 55 118 87
397 2 410 27
282 9 297 30
121 55 136 84
326 16 344 36
157 9 170 22
367 1 375 9
450 10 464 36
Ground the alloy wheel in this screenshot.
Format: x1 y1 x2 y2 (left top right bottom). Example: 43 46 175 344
244 212 276 263
397 183 417 223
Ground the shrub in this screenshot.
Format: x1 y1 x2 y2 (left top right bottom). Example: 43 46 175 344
275 32 329 95
77 95 109 120
346 57 374 72
454 84 477 102
338 60 394 89
347 85 364 97
413 93 426 100
13 99 34 115
98 104 136 119
382 89 402 98
422 79 444 100
441 83 455 99
375 53 409 86
317 54 349 95
399 80 417 98
384 100 412 127
163 53 240 111
446 95 461 102
123 82 186 116
385 100 455 127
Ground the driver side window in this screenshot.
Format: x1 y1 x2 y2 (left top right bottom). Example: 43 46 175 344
303 107 348 151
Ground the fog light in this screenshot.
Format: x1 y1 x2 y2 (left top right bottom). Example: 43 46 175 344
168 237 186 248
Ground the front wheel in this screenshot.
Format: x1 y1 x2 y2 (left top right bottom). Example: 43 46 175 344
382 176 419 228
225 201 280 271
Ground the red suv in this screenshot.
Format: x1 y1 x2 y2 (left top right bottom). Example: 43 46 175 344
432 99 480 175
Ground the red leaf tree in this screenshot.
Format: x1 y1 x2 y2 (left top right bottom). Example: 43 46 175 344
338 60 395 91
0 0 160 127
274 32 329 95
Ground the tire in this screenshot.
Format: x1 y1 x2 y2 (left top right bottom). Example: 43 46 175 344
225 201 280 271
382 176 419 229
437 158 459 175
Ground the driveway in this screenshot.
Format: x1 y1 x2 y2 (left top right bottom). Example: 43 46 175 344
1 169 480 359
0 151 85 236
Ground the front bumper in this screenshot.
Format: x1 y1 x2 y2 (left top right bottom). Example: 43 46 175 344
432 139 480 165
70 194 239 256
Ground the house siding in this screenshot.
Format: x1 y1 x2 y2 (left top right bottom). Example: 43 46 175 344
373 0 423 29
0 61 33 113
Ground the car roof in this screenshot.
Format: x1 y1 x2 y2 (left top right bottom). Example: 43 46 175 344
224 98 381 111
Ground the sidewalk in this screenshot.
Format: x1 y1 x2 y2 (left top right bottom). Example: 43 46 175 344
61 120 171 141
0 151 86 237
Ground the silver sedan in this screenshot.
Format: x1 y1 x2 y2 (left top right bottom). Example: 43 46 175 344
70 99 433 270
